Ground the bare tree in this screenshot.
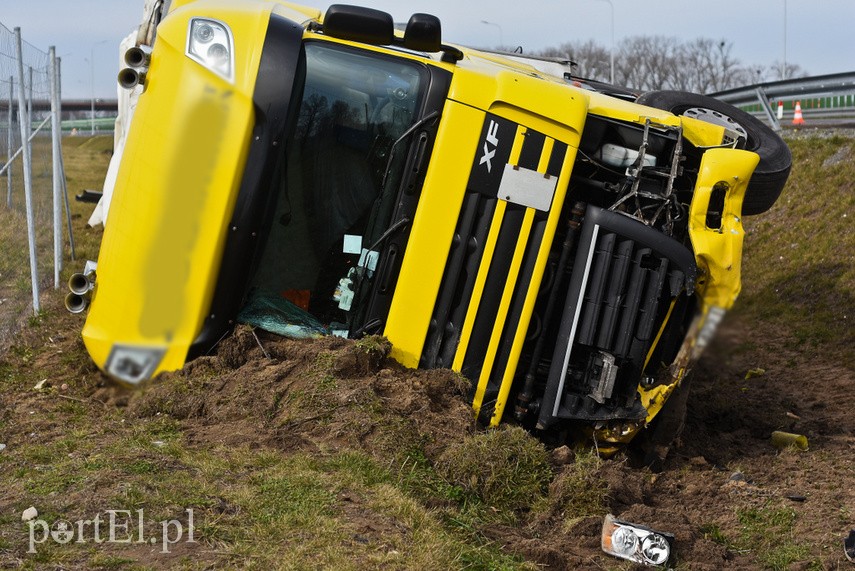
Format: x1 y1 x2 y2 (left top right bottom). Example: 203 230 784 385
676 38 746 92
765 61 809 81
535 35 810 92
615 36 681 91
538 40 611 82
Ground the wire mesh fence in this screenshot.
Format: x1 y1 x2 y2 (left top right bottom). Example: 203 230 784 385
0 21 69 313
1 24 53 214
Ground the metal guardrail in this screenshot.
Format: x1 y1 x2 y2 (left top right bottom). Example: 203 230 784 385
710 72 855 131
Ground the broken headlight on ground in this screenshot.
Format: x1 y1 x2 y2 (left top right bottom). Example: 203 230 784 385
601 513 674 566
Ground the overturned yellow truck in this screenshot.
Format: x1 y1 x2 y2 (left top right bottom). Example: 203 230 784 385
72 1 790 455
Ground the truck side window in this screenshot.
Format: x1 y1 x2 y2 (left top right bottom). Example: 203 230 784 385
247 42 427 333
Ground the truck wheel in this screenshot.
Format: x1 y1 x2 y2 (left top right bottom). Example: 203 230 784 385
636 90 791 215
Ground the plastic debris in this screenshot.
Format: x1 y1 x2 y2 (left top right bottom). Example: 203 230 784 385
21 507 38 522
771 430 809 451
744 368 766 380
33 379 48 390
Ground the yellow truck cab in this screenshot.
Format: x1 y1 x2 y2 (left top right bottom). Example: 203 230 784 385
72 1 790 453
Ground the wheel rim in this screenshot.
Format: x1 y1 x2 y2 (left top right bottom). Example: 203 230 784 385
682 106 748 145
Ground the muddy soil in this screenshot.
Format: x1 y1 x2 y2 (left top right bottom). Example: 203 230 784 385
4 302 852 569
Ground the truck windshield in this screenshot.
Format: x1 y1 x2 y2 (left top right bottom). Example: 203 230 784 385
244 41 428 337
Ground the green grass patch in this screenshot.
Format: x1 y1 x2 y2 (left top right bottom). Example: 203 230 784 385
534 449 608 524
700 522 735 550
725 503 820 570
437 426 552 515
738 135 855 365
251 471 336 524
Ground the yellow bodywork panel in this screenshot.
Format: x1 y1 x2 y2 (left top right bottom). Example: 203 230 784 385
384 101 485 368
82 3 274 376
448 64 586 135
170 0 321 22
473 208 534 415
688 148 760 309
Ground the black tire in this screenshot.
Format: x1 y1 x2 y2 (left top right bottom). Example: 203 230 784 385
636 90 791 215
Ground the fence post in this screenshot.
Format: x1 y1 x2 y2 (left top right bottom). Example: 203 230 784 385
57 57 76 261
50 47 62 288
27 66 33 134
6 76 11 207
14 27 40 314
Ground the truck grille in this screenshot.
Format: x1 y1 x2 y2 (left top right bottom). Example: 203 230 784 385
420 111 697 428
537 205 697 426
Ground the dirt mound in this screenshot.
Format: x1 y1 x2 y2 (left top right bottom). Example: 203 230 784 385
123 327 475 462
4 290 851 570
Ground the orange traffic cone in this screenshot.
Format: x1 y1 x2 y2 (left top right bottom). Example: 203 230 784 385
792 101 805 125
777 100 784 120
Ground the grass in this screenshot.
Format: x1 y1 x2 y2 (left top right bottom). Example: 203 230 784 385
437 426 553 515
534 449 608 526
1 133 851 569
5 413 534 569
735 505 820 571
701 504 823 571
700 522 733 549
738 135 855 366
0 135 109 303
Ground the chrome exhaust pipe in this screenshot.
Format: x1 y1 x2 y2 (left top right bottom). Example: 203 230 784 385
65 292 89 315
118 67 146 90
68 272 95 295
124 45 152 68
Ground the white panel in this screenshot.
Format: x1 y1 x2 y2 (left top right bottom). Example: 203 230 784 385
342 234 363 254
497 164 558 212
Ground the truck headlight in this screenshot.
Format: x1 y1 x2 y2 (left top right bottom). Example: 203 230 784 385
105 345 166 386
601 514 673 566
186 18 234 82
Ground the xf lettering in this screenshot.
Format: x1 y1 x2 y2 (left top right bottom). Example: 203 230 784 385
479 120 500 173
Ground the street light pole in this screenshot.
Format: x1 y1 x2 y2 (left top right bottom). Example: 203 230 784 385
90 44 95 135
596 0 615 84
89 39 109 136
782 0 788 79
480 20 503 48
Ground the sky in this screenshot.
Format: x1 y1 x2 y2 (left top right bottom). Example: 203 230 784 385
2 0 853 100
